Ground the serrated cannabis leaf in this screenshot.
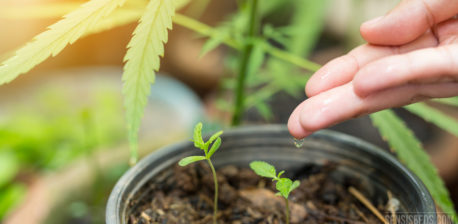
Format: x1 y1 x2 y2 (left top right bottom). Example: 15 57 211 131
207 137 221 158
122 0 175 164
0 0 126 85
250 161 277 179
432 97 458 107
405 103 458 137
178 156 206 166
370 109 457 223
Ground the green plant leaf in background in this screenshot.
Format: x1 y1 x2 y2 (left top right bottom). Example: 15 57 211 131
0 0 126 85
288 0 327 58
0 152 19 188
0 0 190 38
404 103 458 137
370 109 457 222
122 0 175 165
433 97 458 107
0 184 26 220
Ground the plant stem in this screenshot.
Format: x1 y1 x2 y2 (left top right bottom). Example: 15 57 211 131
231 0 258 126
207 159 218 224
284 197 290 224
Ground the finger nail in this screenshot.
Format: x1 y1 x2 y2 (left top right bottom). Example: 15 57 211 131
363 16 383 26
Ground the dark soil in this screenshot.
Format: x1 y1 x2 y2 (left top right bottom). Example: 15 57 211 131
128 162 388 224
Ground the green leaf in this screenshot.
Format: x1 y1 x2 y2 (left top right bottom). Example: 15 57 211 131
192 122 205 149
200 31 229 57
207 137 221 158
0 152 19 188
178 156 206 166
0 184 26 220
0 0 127 85
276 178 293 199
174 0 191 9
404 103 458 137
288 0 327 57
370 109 457 222
246 40 266 78
254 102 273 121
122 0 175 164
277 170 285 178
432 97 458 107
291 180 300 192
206 130 223 147
250 161 277 179
86 7 143 36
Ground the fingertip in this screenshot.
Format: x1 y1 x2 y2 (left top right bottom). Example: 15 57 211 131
287 104 313 139
305 76 321 97
360 16 384 35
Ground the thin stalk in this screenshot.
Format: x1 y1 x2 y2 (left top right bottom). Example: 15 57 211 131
284 197 290 224
207 159 218 224
231 0 258 126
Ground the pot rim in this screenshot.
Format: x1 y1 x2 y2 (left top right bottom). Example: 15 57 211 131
106 124 436 223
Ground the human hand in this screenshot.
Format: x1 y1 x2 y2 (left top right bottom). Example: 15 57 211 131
288 0 458 139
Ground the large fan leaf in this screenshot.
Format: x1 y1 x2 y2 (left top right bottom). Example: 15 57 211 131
370 110 457 222
0 0 189 38
0 0 126 85
433 97 458 107
405 103 458 137
122 0 175 164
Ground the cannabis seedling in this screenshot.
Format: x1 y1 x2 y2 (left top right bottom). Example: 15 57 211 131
250 161 300 224
178 122 223 224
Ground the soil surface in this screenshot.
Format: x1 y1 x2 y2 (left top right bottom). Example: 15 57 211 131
128 162 388 224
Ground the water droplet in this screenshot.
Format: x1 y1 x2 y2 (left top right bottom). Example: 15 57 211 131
293 138 304 148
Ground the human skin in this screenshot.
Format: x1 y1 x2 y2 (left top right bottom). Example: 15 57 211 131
288 0 458 139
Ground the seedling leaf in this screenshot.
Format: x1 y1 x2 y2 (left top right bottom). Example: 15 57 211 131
250 161 276 179
205 130 223 148
277 170 285 178
291 180 300 192
207 137 221 158
178 156 206 166
193 122 205 149
276 178 293 199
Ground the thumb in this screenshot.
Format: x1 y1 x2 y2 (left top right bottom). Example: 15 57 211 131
360 0 458 45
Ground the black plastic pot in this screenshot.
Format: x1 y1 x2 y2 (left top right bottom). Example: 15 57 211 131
106 125 436 223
